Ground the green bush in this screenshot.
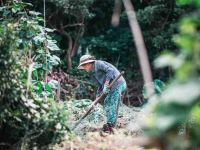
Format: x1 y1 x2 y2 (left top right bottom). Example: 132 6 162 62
143 0 200 149
0 1 70 149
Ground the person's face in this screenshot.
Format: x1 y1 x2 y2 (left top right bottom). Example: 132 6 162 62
81 63 93 72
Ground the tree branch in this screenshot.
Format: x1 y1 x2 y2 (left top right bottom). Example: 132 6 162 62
62 23 84 29
60 22 73 70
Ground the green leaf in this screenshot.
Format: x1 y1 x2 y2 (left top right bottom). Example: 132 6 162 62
48 80 59 89
33 81 43 95
190 104 200 123
74 99 91 108
155 104 189 131
45 83 52 93
161 81 200 105
154 53 183 69
3 10 10 17
33 63 43 69
27 101 38 109
47 40 60 51
49 55 60 66
0 6 6 12
176 0 200 7
29 11 41 16
33 33 45 43
176 62 193 81
32 69 38 80
174 34 194 53
154 79 166 95
142 79 166 99
11 7 18 13
42 64 48 70
45 28 55 33
180 18 196 34
14 116 22 122
176 0 193 5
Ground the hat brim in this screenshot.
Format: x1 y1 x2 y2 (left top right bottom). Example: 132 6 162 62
77 60 95 69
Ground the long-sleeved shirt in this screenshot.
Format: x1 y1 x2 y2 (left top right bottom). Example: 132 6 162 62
89 60 126 96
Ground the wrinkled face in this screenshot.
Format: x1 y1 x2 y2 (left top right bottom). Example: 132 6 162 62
81 63 93 72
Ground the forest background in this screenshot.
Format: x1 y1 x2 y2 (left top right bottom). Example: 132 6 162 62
0 0 200 149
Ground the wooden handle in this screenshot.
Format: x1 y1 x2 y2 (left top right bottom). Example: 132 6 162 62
71 71 125 130
109 71 124 88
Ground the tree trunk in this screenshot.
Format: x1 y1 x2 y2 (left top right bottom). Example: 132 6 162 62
122 0 154 97
67 47 72 70
59 26 73 70
70 27 84 57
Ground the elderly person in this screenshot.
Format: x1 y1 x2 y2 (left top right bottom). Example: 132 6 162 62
77 54 126 133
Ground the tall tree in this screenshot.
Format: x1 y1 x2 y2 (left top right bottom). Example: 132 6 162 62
25 0 94 70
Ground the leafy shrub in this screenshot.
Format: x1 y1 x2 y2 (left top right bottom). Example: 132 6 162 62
143 0 200 149
0 1 70 149
65 99 105 124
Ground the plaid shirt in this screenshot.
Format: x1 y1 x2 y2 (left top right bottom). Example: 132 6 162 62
89 60 126 97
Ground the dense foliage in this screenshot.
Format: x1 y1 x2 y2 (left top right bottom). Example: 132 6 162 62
0 0 199 149
24 0 95 70
143 0 200 149
0 1 70 149
81 0 185 79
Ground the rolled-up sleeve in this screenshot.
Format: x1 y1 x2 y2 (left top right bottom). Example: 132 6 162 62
96 61 115 81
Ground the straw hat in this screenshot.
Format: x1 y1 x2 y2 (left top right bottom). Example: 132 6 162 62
77 54 95 69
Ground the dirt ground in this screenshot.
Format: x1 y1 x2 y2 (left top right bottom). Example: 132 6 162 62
53 130 144 150
53 102 146 150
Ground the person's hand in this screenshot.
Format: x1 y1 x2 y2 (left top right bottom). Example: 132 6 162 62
103 83 110 94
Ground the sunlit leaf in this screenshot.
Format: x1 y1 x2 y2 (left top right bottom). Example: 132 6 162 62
190 104 200 123
161 81 200 105
36 81 43 94
174 34 194 53
180 18 196 34
32 69 38 80
45 27 55 32
176 0 193 5
49 55 60 66
45 83 52 93
47 39 60 51
176 62 193 81
33 33 45 43
48 80 59 89
156 107 188 131
27 100 38 109
29 11 41 16
154 53 183 69
33 63 43 69
0 6 6 12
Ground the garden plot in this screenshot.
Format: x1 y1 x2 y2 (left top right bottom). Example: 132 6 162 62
55 99 146 149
